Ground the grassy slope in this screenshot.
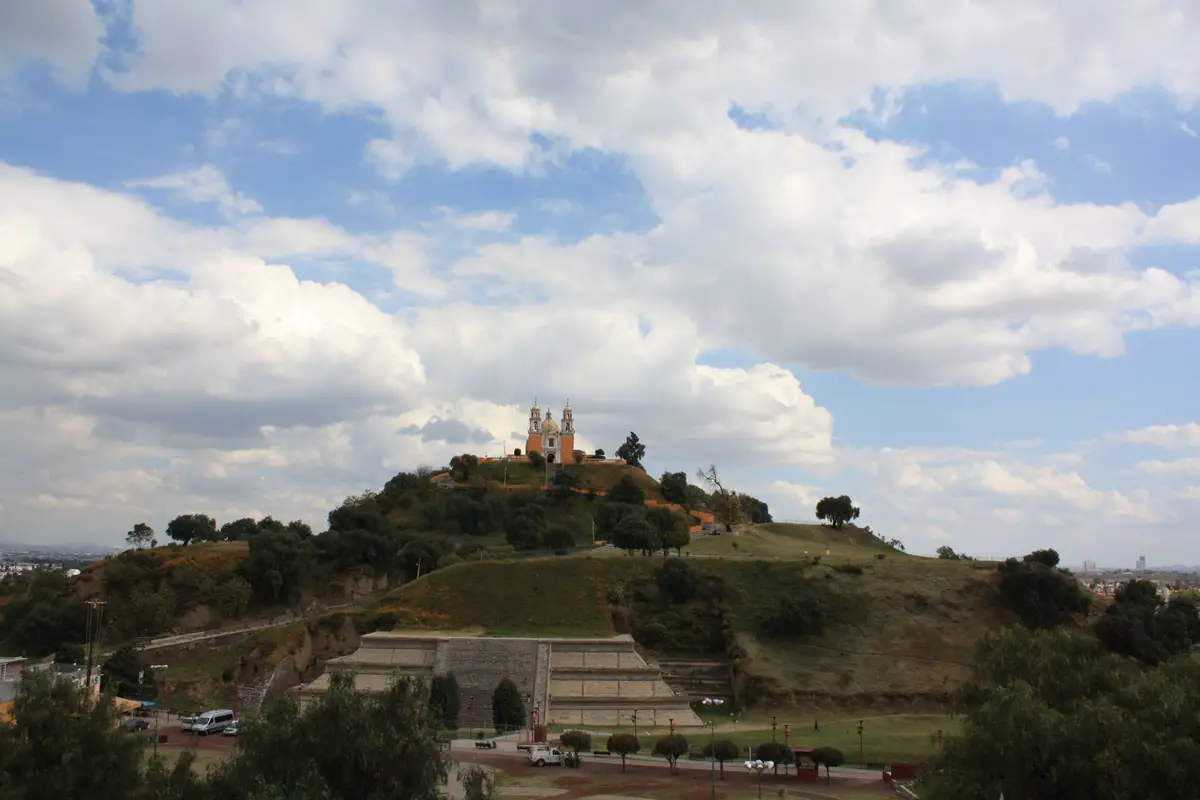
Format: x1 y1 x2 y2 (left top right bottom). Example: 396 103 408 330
468 460 663 498
374 523 1009 706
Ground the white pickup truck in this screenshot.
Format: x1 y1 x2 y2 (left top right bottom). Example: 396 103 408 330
527 746 566 767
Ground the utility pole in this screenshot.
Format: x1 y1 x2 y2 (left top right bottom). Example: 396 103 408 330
84 598 107 698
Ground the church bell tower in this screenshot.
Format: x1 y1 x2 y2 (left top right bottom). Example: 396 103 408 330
525 399 543 455
561 400 576 463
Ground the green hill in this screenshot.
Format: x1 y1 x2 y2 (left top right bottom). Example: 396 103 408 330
371 533 1010 709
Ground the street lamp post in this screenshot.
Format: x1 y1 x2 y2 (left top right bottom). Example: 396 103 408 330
857 720 864 767
149 664 168 757
702 697 724 800
744 759 774 800
771 715 777 743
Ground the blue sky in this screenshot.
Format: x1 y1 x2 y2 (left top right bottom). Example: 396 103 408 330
1 1 1198 565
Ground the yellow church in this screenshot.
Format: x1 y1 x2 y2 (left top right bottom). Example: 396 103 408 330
524 400 577 464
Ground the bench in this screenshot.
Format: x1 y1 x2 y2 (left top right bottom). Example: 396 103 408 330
475 741 497 749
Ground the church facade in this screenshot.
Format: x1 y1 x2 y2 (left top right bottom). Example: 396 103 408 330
524 400 577 464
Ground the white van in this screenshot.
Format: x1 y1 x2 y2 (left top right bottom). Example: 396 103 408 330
190 709 235 735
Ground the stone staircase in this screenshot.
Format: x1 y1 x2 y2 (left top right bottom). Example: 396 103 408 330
445 638 540 730
655 657 735 703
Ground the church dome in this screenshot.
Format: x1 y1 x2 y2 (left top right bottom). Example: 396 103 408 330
540 415 560 435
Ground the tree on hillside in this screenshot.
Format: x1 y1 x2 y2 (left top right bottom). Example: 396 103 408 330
458 764 496 800
529 449 546 469
492 678 526 732
207 671 447 799
549 467 582 503
214 576 252 619
1095 580 1200 665
660 471 689 504
429 673 461 729
608 474 646 505
505 505 547 551
922 627 1200 800
101 645 154 699
937 546 966 560
593 448 605 458
696 464 742 530
737 493 773 524
545 525 576 552
809 746 844 784
165 513 218 545
0 670 144 800
125 522 154 549
244 530 316 606
450 453 480 482
997 553 1089 630
653 733 689 774
54 641 86 666
606 733 641 772
616 432 646 468
1024 548 1061 569
219 517 259 541
657 559 698 604
594 503 643 540
814 496 860 529
646 505 689 554
612 514 660 555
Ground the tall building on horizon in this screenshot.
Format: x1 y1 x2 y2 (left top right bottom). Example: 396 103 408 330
1137 555 1147 572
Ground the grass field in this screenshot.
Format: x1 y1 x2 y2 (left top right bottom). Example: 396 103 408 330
467 461 663 499
679 523 902 561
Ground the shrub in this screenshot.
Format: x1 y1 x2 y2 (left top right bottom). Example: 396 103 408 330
832 564 863 575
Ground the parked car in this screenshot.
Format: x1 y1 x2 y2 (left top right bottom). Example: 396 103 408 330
526 747 566 767
222 721 239 736
123 717 150 732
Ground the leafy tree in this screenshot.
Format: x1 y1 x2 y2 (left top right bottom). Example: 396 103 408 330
616 432 646 468
1024 548 1061 569
328 493 388 535
737 493 772 523
808 746 844 783
646 506 690 554
560 730 591 766
593 448 605 458
491 678 526 732
54 641 86 665
214 576 253 619
653 733 689 774
0 670 144 800
606 732 641 772
457 764 496 800
429 673 461 729
244 530 316 606
657 559 698 604
450 453 480 482
754 741 794 774
814 496 859 528
505 505 547 551
165 513 218 545
513 448 522 456
711 738 740 777
612 514 659 555
529 450 546 469
139 751 208 800
608 474 646 505
0 570 88 656
219 517 259 541
758 587 828 638
923 626 1200 800
315 528 396 576
595 502 642 540
937 545 964 560
125 522 154 549
660 471 689 504
549 468 582 503
207 671 447 799
101 644 154 699
997 553 1089 629
545 525 576 552
1095 580 1200 665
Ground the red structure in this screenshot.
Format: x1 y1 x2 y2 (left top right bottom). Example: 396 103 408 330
791 748 819 782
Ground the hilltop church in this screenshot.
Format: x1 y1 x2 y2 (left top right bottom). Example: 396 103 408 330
524 400 577 464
